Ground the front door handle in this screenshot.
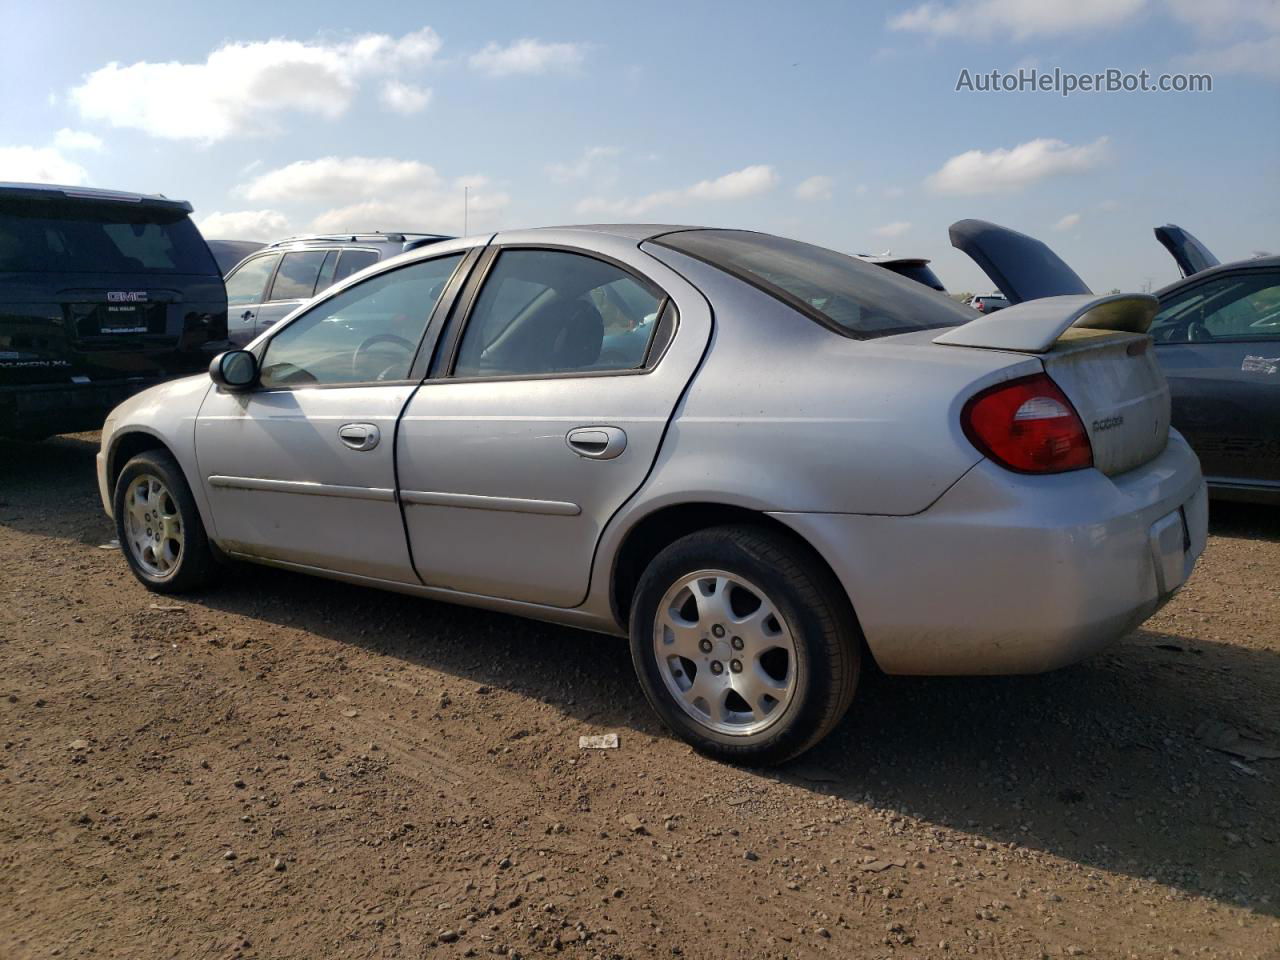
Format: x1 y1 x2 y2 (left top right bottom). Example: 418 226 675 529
338 422 380 451
566 426 626 460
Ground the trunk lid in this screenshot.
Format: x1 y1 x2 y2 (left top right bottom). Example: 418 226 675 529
1040 328 1171 476
1154 224 1220 278
949 218 1091 305
934 293 1170 475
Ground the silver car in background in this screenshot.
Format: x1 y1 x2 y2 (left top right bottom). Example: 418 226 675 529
95 225 1206 764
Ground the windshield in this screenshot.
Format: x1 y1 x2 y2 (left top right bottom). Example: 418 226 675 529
652 229 973 337
0 197 217 275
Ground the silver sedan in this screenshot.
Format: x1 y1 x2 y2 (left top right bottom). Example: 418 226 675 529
96 225 1207 764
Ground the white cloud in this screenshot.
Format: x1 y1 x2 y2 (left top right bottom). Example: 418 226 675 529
236 156 508 235
53 128 104 152
874 221 912 238
0 145 89 185
1053 212 1082 232
794 175 833 201
1179 34 1280 80
1166 0 1280 35
889 0 1146 39
576 164 778 217
70 27 441 142
468 38 584 77
197 209 291 241
380 80 432 114
926 137 1108 194
242 156 441 204
547 145 621 183
883 185 906 199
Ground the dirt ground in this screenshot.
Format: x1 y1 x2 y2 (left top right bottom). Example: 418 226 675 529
2 433 1278 960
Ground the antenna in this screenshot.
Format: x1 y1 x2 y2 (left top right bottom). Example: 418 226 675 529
463 185 469 236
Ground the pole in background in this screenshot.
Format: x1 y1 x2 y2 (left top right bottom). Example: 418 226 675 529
464 186 469 236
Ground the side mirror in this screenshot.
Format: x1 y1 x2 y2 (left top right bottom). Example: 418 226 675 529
209 350 258 390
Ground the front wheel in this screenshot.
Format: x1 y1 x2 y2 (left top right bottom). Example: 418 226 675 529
629 525 860 766
113 450 217 593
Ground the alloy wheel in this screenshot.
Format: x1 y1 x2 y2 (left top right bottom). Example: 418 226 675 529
652 569 798 736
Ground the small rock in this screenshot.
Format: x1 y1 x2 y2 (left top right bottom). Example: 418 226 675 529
68 739 89 751
439 930 459 944
222 850 237 861
273 858 286 872
744 851 759 862
619 813 647 835
341 708 359 718
816 927 831 938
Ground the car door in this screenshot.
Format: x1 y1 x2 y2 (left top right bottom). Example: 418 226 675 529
195 247 476 581
396 236 711 608
1151 267 1280 492
252 249 331 338
223 252 280 346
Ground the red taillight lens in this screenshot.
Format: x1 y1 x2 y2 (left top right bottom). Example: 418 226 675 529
961 373 1093 473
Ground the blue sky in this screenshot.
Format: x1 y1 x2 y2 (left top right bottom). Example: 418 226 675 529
2 0 1276 293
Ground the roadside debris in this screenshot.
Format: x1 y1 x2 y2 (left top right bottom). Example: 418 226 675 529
861 858 907 873
1195 720 1280 761
96 539 119 550
578 733 618 750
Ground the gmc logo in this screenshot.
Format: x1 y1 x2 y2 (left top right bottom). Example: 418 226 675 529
107 291 148 303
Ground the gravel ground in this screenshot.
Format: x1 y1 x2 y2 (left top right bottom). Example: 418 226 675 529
2 433 1278 960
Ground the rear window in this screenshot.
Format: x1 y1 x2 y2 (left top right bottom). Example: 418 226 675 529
0 197 217 275
652 230 973 338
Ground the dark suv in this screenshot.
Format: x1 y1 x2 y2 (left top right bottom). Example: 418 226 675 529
223 232 452 345
0 182 227 439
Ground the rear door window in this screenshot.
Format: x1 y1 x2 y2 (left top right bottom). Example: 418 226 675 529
0 198 217 275
268 250 328 301
334 249 380 284
452 249 664 378
225 254 280 307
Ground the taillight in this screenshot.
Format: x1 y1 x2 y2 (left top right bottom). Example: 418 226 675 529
961 373 1093 473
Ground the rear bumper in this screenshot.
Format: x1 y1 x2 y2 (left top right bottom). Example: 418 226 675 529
773 433 1207 675
0 380 158 438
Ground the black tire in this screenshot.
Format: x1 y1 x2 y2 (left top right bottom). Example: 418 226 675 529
113 450 217 593
629 524 860 766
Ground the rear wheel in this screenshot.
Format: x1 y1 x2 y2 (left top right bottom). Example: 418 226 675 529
629 525 859 765
113 450 216 593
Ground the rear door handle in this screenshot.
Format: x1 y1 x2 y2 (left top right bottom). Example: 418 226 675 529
338 422 380 451
239 310 254 323
566 426 626 460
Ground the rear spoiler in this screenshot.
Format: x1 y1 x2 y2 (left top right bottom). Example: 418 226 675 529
933 293 1159 353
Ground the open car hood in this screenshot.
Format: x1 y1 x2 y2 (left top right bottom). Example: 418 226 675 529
1154 224 1220 278
949 219 1091 305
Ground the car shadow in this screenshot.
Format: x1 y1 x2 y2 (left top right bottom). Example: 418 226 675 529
3 432 1278 916
190 560 1280 918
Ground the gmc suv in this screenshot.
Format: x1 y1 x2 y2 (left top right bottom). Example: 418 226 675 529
0 182 227 439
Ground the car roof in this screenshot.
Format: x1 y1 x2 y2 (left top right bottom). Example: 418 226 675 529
528 224 701 242
1154 253 1280 297
265 232 453 248
0 180 193 212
